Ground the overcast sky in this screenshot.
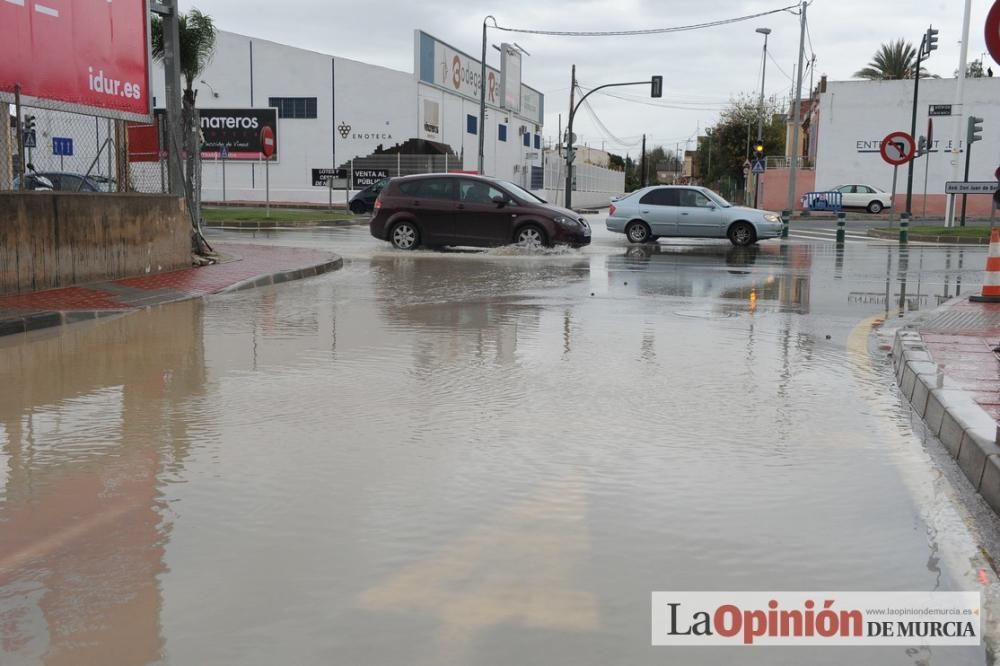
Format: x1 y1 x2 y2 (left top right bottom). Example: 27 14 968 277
178 0 991 158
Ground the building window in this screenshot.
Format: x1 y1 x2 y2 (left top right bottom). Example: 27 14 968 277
498 124 507 142
467 115 477 135
522 132 530 147
268 97 318 119
534 134 541 150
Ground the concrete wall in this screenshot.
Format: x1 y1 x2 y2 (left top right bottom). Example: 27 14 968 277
761 168 816 212
0 193 190 296
816 78 1000 207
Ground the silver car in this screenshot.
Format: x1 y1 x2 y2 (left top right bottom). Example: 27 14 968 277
606 185 784 246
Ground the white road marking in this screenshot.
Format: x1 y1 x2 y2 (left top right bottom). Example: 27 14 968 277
34 3 58 16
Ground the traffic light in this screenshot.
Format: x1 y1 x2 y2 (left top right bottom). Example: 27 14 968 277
924 26 939 55
917 135 928 156
967 116 984 144
651 75 663 98
754 143 764 158
23 114 35 133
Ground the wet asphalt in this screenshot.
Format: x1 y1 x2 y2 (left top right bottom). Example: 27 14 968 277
0 215 997 665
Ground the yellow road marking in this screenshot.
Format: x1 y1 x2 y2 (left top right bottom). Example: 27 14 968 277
358 478 598 658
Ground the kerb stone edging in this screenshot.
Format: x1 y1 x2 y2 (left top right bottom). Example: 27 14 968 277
892 329 1000 511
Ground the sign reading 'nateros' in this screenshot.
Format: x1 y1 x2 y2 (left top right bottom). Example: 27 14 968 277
156 108 279 160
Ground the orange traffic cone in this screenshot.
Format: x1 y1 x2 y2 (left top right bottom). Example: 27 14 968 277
971 228 1000 303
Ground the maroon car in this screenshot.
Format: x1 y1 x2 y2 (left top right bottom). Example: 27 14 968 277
369 174 591 250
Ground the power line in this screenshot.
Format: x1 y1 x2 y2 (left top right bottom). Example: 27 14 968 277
494 3 801 37
767 50 794 82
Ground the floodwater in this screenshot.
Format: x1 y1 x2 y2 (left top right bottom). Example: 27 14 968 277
1 219 997 665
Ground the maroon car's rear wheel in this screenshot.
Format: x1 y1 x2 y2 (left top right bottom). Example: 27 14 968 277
514 224 548 248
390 221 420 250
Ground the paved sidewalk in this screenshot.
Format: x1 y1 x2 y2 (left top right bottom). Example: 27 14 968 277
0 243 342 337
919 299 1000 421
891 297 1000 514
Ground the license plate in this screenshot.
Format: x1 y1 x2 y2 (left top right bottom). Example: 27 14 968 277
583 228 591 237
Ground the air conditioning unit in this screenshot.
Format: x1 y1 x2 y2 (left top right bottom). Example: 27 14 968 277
518 125 528 135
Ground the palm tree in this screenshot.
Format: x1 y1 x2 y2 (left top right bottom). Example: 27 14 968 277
854 39 929 79
151 9 217 110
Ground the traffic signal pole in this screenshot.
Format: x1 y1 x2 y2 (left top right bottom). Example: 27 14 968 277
564 74 661 209
905 36 925 216
946 0 973 227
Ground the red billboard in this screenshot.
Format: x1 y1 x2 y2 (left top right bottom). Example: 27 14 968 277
0 0 151 120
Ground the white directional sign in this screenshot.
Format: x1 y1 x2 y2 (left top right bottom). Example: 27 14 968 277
945 181 999 194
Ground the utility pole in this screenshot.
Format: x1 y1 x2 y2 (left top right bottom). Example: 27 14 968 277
946 0 973 227
152 0 185 197
565 64 576 209
640 134 647 187
785 1 807 213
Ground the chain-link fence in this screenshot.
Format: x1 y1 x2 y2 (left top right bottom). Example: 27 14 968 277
2 102 168 194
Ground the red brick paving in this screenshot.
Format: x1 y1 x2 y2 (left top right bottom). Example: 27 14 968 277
921 301 1000 422
0 244 336 317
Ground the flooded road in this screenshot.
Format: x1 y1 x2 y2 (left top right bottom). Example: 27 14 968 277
2 219 997 665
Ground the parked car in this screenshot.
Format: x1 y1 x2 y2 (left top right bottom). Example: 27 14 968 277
350 178 389 214
606 185 783 247
807 184 892 214
13 171 115 192
369 174 591 250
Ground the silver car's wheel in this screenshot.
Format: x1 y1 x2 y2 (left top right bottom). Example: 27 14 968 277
515 225 547 248
390 222 419 250
867 201 883 214
625 221 651 243
728 222 757 247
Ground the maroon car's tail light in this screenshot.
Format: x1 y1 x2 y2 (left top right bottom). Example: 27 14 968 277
374 200 382 210
609 204 616 216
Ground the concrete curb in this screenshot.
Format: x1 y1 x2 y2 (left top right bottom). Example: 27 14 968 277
892 329 1000 510
203 219 363 229
869 229 990 244
0 254 344 338
216 255 344 293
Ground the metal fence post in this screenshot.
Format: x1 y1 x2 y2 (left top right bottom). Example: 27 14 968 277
397 152 401 177
781 209 790 239
900 212 910 244
836 211 846 245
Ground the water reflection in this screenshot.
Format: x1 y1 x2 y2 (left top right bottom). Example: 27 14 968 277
607 243 813 314
0 301 207 666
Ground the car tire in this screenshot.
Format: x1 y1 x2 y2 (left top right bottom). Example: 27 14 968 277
867 201 883 214
727 222 757 247
390 221 420 250
350 201 367 215
625 221 652 244
514 224 549 248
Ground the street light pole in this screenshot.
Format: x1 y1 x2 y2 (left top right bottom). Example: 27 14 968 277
755 27 771 209
477 15 496 176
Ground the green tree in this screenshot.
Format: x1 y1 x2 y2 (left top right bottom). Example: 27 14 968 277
854 39 930 80
695 93 786 202
956 59 985 78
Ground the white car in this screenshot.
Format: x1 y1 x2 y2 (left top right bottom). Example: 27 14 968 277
606 185 784 247
809 184 892 214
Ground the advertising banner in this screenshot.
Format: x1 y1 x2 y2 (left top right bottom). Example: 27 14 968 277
0 0 151 120
353 169 389 188
154 108 279 161
500 44 522 114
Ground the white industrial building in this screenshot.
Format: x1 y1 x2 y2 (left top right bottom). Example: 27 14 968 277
146 29 550 204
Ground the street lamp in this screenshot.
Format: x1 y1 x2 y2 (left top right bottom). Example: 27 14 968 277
754 27 771 208
478 15 498 176
199 80 220 98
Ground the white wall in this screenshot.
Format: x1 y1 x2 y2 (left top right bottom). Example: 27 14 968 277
816 78 1000 194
